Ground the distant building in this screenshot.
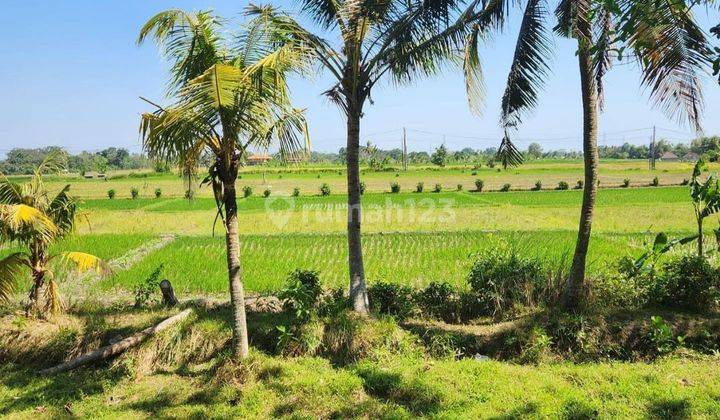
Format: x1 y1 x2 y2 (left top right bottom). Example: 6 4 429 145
659 151 679 162
83 171 106 179
246 154 272 166
683 152 700 162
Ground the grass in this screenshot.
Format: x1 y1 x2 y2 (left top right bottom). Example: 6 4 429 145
3 356 718 418
1 302 719 419
98 230 663 294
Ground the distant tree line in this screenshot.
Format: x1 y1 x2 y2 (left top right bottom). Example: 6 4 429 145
305 136 720 167
0 147 151 175
4 136 718 175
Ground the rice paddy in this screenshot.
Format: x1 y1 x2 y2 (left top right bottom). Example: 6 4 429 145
98 231 657 294
28 163 708 297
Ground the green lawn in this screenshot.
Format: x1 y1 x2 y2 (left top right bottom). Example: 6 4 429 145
2 355 719 418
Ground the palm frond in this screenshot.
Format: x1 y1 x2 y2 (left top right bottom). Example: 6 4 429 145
255 108 311 162
464 23 485 116
43 277 62 315
47 185 77 236
299 0 342 29
618 0 712 132
0 253 28 302
0 204 58 242
500 0 552 129
0 176 22 205
138 9 223 93
61 252 108 274
496 131 524 169
593 5 614 110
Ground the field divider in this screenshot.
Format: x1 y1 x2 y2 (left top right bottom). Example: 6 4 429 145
63 234 177 296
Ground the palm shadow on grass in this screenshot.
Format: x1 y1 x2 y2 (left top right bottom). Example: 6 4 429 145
354 365 442 415
0 365 125 416
646 397 691 420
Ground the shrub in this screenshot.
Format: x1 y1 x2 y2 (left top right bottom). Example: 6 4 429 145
184 189 195 200
456 183 463 191
263 188 271 198
390 182 401 193
107 189 116 200
359 182 366 195
131 187 139 199
680 178 689 186
651 176 659 187
467 247 545 317
368 282 415 320
474 179 484 192
278 269 323 321
575 180 584 190
416 182 424 193
649 256 720 311
292 187 300 197
243 186 253 198
471 170 478 176
500 183 511 192
433 183 442 193
320 183 331 196
557 181 569 191
154 188 162 198
411 283 482 324
134 264 163 308
622 178 630 188
533 180 542 191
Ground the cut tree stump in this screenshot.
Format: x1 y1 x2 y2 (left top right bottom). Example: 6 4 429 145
39 308 192 375
160 279 178 307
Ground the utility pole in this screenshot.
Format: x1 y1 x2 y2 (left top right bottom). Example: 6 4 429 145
650 125 657 170
402 127 408 171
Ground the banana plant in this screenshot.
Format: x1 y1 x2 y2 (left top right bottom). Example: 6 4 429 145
690 159 720 257
633 232 698 273
0 153 106 315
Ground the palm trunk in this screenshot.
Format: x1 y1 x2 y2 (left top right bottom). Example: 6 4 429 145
346 107 369 313
25 270 44 315
563 41 599 311
223 179 249 358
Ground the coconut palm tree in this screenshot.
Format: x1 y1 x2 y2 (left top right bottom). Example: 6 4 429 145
495 0 714 310
0 153 105 315
257 0 511 312
138 9 310 358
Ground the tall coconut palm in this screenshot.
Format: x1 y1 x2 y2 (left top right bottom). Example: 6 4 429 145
257 0 512 312
0 153 105 315
496 0 714 310
138 9 310 358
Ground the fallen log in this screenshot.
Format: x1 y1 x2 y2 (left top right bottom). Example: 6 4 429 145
39 308 192 375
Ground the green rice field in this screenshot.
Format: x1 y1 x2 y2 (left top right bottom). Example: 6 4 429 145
15 163 710 296
98 231 654 293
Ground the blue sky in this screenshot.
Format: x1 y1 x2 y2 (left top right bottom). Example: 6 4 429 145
0 0 718 156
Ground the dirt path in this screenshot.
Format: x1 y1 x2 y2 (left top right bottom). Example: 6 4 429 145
62 234 177 302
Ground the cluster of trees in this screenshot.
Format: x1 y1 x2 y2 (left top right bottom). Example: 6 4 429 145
0 147 151 175
136 0 720 360
308 136 720 168
600 137 720 160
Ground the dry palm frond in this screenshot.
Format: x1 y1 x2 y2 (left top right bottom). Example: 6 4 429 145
0 204 58 242
61 252 108 274
43 277 62 315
